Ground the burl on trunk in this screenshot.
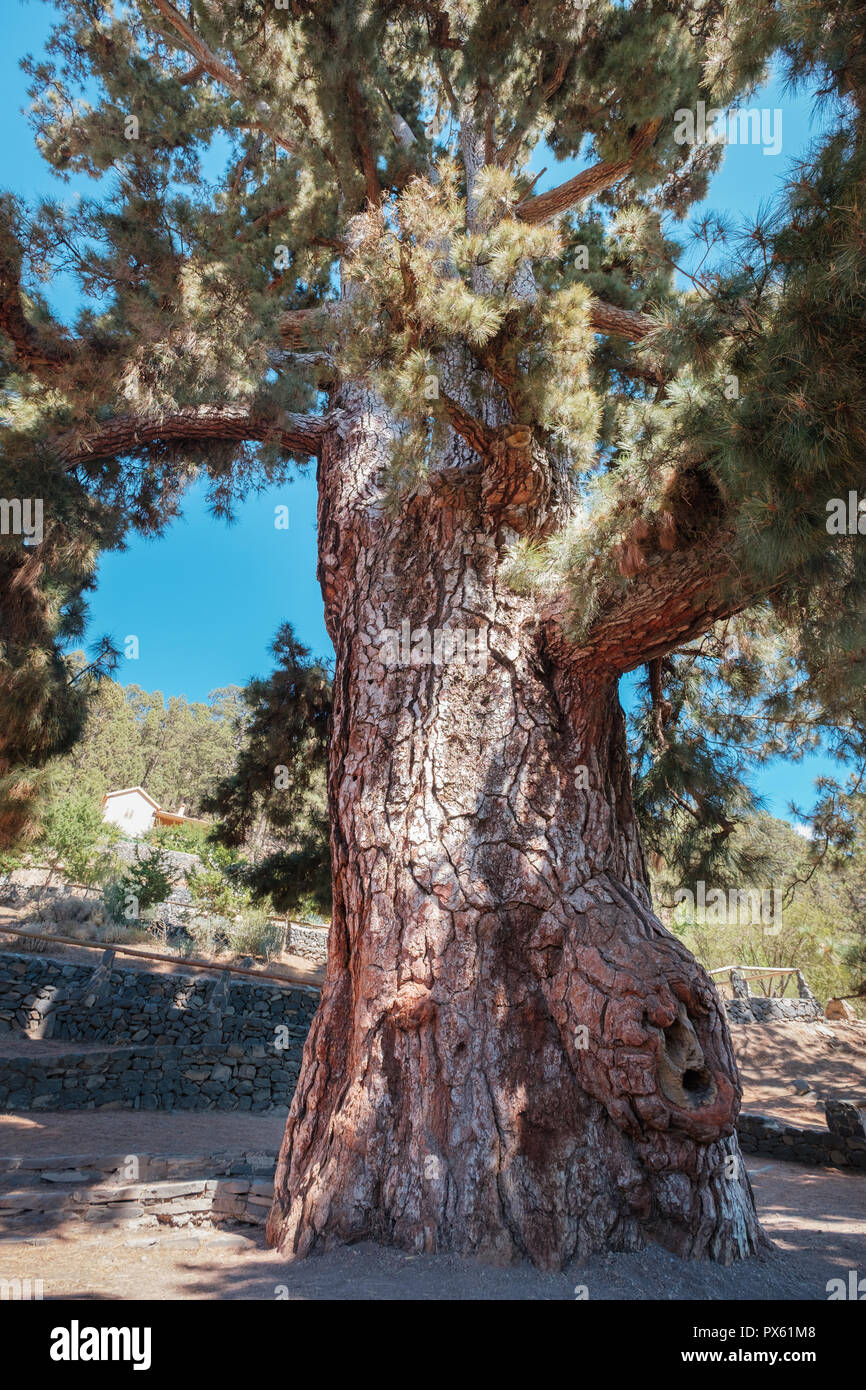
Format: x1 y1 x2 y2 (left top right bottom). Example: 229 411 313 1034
267 392 766 1270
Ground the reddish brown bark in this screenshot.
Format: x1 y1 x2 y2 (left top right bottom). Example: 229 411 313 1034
266 390 767 1269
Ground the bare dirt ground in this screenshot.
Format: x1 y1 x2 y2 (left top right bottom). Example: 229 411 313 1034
0 1109 286 1156
0 1157 862 1300
732 1019 866 1126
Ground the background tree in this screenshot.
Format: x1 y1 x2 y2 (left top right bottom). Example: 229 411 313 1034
36 790 115 896
103 842 174 926
204 622 332 917
2 0 865 1268
54 667 247 813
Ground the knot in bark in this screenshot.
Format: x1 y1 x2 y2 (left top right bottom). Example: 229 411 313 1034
388 983 437 1031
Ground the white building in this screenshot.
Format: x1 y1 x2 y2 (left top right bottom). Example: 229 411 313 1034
101 787 205 838
101 786 161 837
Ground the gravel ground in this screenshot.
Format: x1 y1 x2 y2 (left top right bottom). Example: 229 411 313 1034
732 1019 866 1126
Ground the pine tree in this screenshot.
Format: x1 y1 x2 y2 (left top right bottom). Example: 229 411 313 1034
2 0 865 1268
203 622 332 916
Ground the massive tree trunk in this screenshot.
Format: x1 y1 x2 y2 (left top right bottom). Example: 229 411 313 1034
266 386 766 1269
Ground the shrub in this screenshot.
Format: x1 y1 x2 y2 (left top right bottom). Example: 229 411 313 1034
185 914 230 956
146 821 212 855
182 909 284 962
103 847 174 925
225 910 285 961
37 792 117 894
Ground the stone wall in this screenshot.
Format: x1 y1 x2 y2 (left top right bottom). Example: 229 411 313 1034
0 950 317 1116
723 968 823 1024
286 922 328 964
0 950 318 1049
0 1043 300 1114
737 1110 866 1168
725 996 824 1024
0 1151 277 1230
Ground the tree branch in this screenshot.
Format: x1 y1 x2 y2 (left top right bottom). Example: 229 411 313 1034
542 527 772 680
517 119 661 225
145 0 300 155
496 46 574 169
0 238 76 372
588 300 654 340
57 405 340 469
345 73 382 206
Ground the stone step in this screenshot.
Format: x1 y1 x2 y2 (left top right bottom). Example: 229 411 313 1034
0 1172 275 1234
0 1150 276 1192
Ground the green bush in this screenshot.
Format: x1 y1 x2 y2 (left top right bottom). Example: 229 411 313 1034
146 821 212 855
182 909 284 962
185 914 229 956
225 911 285 961
103 846 175 925
37 792 118 894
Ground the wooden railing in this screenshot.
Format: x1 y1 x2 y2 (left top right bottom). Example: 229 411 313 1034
708 964 803 999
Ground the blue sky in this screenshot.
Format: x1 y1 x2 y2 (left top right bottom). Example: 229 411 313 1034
1 3 843 819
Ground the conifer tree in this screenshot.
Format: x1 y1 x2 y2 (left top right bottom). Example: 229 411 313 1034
203 622 332 915
2 0 865 1268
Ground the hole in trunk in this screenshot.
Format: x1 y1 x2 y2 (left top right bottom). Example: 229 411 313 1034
658 1008 718 1110
681 1067 714 1102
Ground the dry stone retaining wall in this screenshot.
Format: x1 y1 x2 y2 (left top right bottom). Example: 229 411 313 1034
0 1151 277 1230
0 950 317 1115
0 951 318 1048
285 922 328 964
0 1043 300 1114
722 968 823 1024
738 1111 866 1168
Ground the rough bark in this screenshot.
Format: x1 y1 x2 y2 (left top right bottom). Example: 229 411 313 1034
266 389 767 1270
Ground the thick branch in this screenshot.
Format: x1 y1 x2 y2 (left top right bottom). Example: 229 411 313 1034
345 74 382 206
588 300 653 340
542 527 767 679
58 405 338 468
148 0 243 92
277 296 653 358
439 393 491 456
517 119 662 225
278 304 343 351
496 46 575 169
